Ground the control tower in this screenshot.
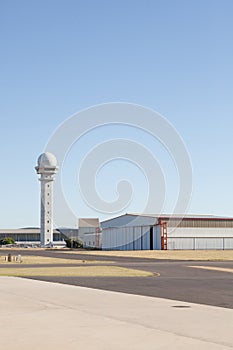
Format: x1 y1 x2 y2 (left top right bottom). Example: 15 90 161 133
35 152 58 246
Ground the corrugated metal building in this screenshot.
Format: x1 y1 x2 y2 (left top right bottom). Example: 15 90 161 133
101 214 233 250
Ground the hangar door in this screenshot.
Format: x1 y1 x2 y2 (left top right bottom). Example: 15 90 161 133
102 225 161 250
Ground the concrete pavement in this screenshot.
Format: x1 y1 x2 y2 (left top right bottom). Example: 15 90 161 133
0 276 233 349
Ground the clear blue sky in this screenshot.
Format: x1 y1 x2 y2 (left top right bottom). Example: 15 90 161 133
1 0 233 228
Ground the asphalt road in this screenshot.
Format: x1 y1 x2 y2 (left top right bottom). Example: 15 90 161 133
0 249 232 309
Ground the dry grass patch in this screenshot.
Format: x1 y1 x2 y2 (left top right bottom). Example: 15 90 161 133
0 255 113 265
61 250 233 261
0 266 153 277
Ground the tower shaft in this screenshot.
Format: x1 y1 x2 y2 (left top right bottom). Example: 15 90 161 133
40 175 54 245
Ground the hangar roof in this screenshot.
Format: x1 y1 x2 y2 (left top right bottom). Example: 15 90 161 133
101 213 233 228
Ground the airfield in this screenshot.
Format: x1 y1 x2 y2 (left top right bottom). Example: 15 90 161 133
0 248 232 308
0 249 233 349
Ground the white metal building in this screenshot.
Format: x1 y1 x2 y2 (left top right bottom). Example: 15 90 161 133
100 213 233 250
0 228 68 246
79 218 101 249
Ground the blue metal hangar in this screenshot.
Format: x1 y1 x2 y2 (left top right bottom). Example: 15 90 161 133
100 213 233 251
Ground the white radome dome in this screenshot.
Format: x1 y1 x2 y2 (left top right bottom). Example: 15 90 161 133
37 152 57 168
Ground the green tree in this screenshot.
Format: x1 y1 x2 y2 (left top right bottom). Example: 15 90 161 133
0 237 15 245
65 238 83 249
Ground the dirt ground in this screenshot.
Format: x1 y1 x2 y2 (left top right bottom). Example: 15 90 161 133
61 249 233 260
0 265 153 277
1 248 233 261
0 255 113 265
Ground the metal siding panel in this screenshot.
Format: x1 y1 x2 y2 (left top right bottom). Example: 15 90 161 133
112 228 117 249
141 227 146 250
168 238 194 250
124 227 130 250
168 227 233 238
134 227 141 250
118 228 123 250
110 229 114 250
105 231 109 250
122 228 127 250
121 228 126 250
108 229 113 250
102 230 106 250
118 229 124 250
121 227 128 250
127 227 134 250
195 238 223 250
224 238 233 249
125 227 132 250
141 226 150 250
107 229 112 250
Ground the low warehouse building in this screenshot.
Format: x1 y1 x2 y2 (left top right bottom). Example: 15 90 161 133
101 213 233 250
0 228 77 247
